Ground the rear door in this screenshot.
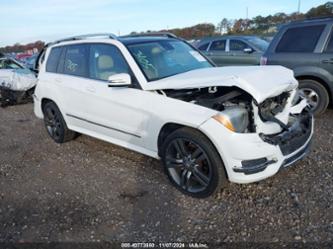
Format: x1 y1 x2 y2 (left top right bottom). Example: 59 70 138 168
205 39 228 66
47 44 92 125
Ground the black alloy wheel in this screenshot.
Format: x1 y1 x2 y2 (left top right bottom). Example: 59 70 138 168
43 102 76 143
161 128 227 198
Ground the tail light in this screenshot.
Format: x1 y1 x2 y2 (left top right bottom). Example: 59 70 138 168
260 56 268 65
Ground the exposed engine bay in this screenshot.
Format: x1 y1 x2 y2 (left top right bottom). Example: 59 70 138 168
157 86 306 135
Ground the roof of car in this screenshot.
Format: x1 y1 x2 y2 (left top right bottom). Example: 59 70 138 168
195 35 261 46
286 17 333 26
118 36 176 45
46 32 180 47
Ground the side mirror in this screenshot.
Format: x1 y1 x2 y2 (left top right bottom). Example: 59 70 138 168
107 73 131 87
243 48 254 54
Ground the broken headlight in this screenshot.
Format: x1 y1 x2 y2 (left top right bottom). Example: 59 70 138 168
213 106 249 133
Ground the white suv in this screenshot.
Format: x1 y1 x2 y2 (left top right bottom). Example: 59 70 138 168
34 33 313 198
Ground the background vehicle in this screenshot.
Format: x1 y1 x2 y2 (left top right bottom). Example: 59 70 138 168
262 17 333 115
21 54 38 70
34 33 312 198
0 57 36 107
195 35 269 66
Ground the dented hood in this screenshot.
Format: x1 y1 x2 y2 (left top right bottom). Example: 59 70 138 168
145 66 298 103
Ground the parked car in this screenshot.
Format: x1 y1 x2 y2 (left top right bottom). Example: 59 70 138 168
261 17 333 115
34 33 313 198
0 57 37 107
195 36 269 66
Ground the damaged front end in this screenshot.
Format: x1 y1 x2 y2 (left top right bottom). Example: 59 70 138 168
0 85 35 107
0 68 37 107
256 90 313 156
158 86 256 133
158 85 312 137
159 85 313 175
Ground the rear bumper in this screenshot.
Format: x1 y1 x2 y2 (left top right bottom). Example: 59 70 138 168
199 110 314 184
33 94 44 119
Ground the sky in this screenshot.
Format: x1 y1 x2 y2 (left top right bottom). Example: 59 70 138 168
0 0 329 47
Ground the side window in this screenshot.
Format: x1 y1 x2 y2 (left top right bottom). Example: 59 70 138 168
209 40 226 51
89 44 130 81
230 40 248 51
325 32 333 53
46 47 62 73
63 45 89 77
4 60 21 69
198 43 209 51
276 25 325 53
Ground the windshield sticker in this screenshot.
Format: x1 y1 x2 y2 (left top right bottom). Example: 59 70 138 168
189 51 206 62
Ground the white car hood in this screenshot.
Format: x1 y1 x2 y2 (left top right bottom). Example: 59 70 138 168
145 66 298 103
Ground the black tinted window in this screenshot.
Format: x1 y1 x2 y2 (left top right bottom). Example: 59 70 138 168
89 44 130 81
209 40 226 51
46 47 62 73
230 40 248 51
198 43 209 51
276 25 325 53
63 45 88 77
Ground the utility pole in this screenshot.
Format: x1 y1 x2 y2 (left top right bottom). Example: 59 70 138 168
298 0 301 14
245 6 249 31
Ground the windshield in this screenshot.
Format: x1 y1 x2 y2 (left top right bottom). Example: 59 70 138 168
245 37 269 51
127 40 212 81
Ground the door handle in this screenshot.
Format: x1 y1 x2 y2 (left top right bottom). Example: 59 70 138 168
54 78 62 83
322 59 333 64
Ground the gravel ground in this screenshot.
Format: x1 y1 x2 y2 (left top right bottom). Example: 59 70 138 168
0 103 332 245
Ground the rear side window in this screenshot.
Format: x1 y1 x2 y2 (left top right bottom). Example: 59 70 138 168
230 40 248 51
63 45 89 77
209 40 226 51
198 43 209 51
276 25 325 53
46 47 62 73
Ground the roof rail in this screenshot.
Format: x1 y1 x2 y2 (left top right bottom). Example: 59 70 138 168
122 32 178 39
47 33 118 46
289 16 333 24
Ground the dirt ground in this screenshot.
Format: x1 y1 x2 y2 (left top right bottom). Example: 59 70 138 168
0 103 332 245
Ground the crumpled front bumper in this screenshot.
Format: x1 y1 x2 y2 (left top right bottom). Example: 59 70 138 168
199 109 314 184
259 109 313 156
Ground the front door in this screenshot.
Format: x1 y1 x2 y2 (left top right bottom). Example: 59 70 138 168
226 39 259 65
65 43 149 147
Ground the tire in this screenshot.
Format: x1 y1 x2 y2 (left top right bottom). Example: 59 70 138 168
160 127 227 198
298 79 329 116
43 101 76 143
